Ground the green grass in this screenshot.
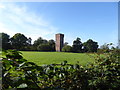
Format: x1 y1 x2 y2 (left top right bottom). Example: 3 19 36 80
21 51 95 66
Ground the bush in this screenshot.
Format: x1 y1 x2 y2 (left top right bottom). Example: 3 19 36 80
2 49 120 89
62 45 72 52
97 48 110 54
87 49 120 89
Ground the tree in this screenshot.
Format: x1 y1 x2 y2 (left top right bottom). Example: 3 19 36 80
24 37 32 50
27 37 32 45
11 33 28 50
48 39 55 51
62 45 72 52
33 37 48 50
64 42 68 46
36 39 55 51
33 37 48 46
72 37 83 53
37 44 51 51
99 43 114 53
0 33 11 50
83 39 98 52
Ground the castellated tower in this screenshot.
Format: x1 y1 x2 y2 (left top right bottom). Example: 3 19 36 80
55 33 64 52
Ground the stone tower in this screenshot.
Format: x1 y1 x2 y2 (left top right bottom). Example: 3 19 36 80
55 33 64 52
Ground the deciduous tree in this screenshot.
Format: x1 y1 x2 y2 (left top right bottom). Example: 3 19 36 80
11 33 28 50
37 44 51 51
0 33 11 50
72 37 83 53
83 39 98 52
48 39 55 51
62 45 72 52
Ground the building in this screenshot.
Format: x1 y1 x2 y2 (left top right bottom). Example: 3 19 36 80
55 33 64 52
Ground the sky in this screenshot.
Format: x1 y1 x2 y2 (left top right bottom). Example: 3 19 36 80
0 2 118 47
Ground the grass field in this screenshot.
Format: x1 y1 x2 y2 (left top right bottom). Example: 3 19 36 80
21 51 95 66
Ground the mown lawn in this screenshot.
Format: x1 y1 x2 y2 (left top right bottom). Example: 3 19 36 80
21 51 96 66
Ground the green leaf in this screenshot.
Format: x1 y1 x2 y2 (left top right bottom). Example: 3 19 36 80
18 83 28 88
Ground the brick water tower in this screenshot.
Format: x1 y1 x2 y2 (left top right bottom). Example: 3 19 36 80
55 33 64 52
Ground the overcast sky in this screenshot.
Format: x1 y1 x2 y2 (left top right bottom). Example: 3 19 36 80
0 2 118 46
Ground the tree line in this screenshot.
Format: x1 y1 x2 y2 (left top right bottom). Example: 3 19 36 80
62 37 98 53
0 33 55 51
1 32 117 53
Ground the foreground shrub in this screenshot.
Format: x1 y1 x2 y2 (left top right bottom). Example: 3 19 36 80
1 49 120 89
87 49 120 89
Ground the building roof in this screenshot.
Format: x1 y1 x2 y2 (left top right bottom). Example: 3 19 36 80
56 33 64 35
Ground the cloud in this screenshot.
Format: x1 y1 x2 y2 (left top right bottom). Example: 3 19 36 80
0 2 58 43
0 22 16 36
0 4 5 9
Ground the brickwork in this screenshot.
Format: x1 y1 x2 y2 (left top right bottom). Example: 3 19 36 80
55 33 64 52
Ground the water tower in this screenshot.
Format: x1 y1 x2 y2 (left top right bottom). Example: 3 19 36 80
55 33 64 52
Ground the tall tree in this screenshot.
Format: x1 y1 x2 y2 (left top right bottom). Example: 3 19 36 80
27 37 32 45
0 33 11 50
83 39 98 52
11 33 28 50
24 37 32 50
48 39 55 51
72 37 83 53
33 37 47 46
33 37 48 50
